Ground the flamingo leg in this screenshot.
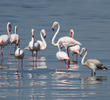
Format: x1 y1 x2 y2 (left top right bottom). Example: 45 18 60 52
10 44 12 55
66 47 69 57
76 53 78 62
0 47 4 56
72 53 74 62
1 51 3 65
0 47 4 65
65 59 70 69
21 59 23 70
35 52 37 67
32 52 34 66
14 44 17 53
15 59 19 75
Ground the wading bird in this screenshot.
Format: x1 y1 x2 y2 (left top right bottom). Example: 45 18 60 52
10 25 20 55
15 39 24 72
56 43 70 70
51 21 81 56
69 29 80 62
80 48 108 76
0 22 11 64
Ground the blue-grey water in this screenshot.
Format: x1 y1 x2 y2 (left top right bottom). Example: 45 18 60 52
0 0 110 100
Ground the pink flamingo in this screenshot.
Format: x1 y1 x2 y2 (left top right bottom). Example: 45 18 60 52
69 29 80 62
10 25 20 55
51 21 81 56
0 22 11 64
56 43 70 70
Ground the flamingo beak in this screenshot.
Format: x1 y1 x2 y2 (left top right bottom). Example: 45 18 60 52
44 35 46 38
51 26 54 31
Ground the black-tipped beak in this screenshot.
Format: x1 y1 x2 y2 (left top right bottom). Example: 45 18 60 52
80 54 82 57
44 35 46 38
52 28 54 31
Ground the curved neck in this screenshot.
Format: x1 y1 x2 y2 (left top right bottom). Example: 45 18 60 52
7 25 11 37
40 31 47 49
81 50 87 65
52 23 60 46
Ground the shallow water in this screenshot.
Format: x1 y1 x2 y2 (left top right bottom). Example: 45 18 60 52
0 0 110 100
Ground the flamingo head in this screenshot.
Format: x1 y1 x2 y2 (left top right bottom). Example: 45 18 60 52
51 21 58 31
69 29 74 38
59 41 63 49
7 22 12 33
80 48 87 57
32 28 35 37
41 29 46 38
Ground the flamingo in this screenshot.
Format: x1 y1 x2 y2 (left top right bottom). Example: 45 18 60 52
0 22 11 64
56 43 70 70
80 48 108 76
34 29 47 61
51 21 81 56
10 25 20 55
15 39 24 72
69 29 80 62
25 29 35 64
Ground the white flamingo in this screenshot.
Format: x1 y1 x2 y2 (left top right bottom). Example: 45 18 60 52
0 22 11 64
15 39 24 71
51 21 81 56
69 29 80 62
80 48 108 76
10 25 20 54
25 29 35 64
56 43 70 70
34 29 47 60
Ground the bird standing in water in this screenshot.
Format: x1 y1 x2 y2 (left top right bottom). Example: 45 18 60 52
80 48 108 76
15 39 24 73
56 43 70 70
69 29 80 62
0 22 11 64
10 25 20 55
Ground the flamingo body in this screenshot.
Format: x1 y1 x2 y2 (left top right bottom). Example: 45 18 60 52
15 48 24 59
51 21 81 49
56 51 69 61
10 34 19 44
34 29 47 52
0 35 9 46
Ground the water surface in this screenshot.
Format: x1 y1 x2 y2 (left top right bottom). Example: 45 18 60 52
0 0 110 100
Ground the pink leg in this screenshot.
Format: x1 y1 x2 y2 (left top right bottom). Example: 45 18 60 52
66 47 69 57
72 53 74 62
32 52 34 66
65 59 70 69
35 52 37 66
1 52 3 65
0 47 4 65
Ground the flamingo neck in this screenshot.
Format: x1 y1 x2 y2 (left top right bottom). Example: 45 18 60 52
52 23 60 46
58 44 61 52
81 50 87 66
15 27 17 34
40 31 47 50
